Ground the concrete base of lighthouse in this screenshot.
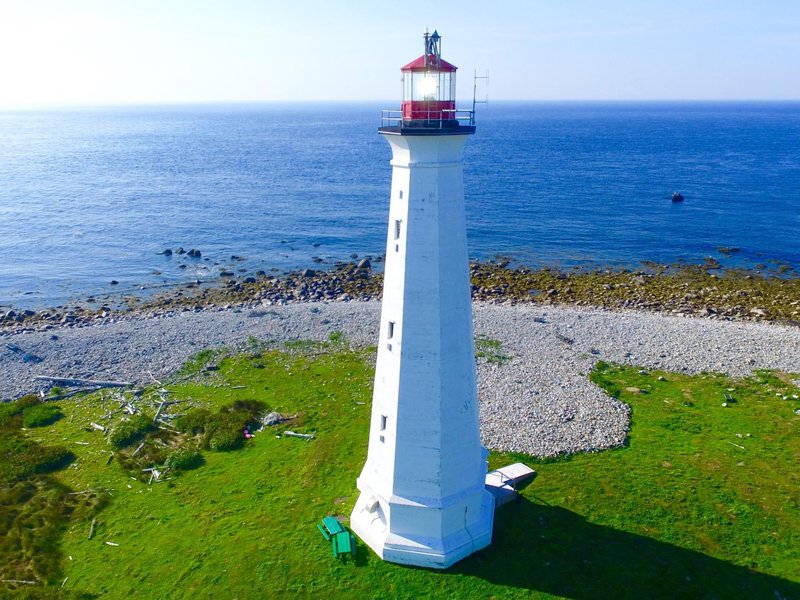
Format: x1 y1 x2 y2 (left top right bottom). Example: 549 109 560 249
351 482 495 569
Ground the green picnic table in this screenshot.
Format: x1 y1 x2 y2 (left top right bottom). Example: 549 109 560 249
317 516 356 559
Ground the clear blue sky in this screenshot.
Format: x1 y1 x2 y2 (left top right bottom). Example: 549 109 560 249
1 0 798 107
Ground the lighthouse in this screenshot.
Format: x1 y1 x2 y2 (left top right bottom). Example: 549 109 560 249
350 30 494 569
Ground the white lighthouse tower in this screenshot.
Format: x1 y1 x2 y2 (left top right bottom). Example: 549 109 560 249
351 30 494 569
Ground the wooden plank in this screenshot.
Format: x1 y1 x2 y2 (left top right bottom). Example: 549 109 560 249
34 376 132 388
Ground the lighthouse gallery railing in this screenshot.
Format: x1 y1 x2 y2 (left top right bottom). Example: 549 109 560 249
381 109 475 130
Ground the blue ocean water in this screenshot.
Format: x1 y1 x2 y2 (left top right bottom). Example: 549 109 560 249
0 101 798 310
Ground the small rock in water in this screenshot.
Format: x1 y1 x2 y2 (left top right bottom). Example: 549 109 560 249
175 247 186 254
110 280 119 285
357 258 371 270
187 249 202 258
159 249 173 256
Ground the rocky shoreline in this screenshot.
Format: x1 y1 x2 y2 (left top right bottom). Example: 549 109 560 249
2 260 799 336
2 300 799 457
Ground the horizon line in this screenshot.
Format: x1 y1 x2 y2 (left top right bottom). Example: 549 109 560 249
2 98 800 111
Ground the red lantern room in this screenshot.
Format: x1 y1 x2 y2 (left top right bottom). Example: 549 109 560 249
381 29 475 135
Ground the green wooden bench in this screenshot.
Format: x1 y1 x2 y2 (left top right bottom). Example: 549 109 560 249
332 530 356 559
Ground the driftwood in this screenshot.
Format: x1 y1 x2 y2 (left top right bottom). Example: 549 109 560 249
34 376 132 388
90 422 106 432
131 441 145 457
68 488 113 496
105 541 119 547
283 430 315 440
88 518 96 540
0 579 37 585
153 400 166 422
45 387 99 401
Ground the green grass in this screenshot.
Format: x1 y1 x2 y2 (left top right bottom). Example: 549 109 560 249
3 342 799 598
475 334 512 364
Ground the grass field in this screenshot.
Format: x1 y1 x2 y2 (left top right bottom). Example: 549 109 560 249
2 336 799 599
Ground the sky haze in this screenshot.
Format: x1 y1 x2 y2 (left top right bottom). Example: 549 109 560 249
1 0 798 107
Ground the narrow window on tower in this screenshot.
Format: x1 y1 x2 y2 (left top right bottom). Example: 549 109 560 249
394 220 402 253
398 190 403 199
380 415 387 443
386 321 395 351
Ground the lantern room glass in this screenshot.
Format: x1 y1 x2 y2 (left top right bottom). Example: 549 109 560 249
403 70 456 102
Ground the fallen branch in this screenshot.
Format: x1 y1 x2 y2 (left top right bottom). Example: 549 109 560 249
35 376 132 388
153 400 166 422
45 387 100 401
283 430 315 440
67 488 113 496
90 422 106 432
88 518 97 540
131 441 146 457
0 579 38 585
105 541 119 547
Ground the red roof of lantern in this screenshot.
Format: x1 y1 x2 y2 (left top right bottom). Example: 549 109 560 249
400 54 457 72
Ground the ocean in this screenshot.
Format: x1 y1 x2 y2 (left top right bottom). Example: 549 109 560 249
1 101 798 310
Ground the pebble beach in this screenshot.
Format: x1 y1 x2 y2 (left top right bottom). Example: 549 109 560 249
2 301 799 457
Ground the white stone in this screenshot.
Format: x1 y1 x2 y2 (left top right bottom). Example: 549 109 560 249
350 132 495 569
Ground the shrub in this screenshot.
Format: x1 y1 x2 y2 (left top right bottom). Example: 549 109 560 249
108 415 152 448
205 412 246 451
164 448 204 471
0 394 39 427
223 399 267 418
175 408 212 434
22 403 63 428
0 434 74 482
33 445 75 474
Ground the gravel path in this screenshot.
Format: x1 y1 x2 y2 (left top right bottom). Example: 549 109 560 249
2 302 799 457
